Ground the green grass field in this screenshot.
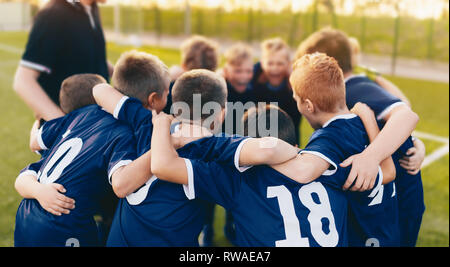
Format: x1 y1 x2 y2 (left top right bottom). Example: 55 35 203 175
0 31 448 247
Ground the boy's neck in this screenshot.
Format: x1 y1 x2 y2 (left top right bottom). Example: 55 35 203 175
174 122 214 139
79 0 94 7
343 71 354 80
316 108 352 128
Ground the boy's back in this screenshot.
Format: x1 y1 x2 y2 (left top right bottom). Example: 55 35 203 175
107 130 249 246
345 75 424 246
184 157 348 246
15 105 136 247
304 114 399 246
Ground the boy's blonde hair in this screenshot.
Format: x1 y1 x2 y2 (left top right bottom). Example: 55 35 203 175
348 37 361 67
112 50 170 104
261 37 290 61
224 43 253 67
181 35 219 71
290 52 346 113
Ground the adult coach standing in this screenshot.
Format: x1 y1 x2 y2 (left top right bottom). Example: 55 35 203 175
13 0 112 121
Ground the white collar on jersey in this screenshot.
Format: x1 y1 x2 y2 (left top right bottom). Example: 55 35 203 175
66 0 96 29
344 73 367 83
322 114 358 128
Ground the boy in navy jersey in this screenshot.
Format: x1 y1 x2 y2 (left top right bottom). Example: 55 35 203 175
149 54 397 247
94 61 298 246
163 37 220 245
296 28 424 246
221 43 257 243
164 35 219 115
242 105 297 147
222 43 256 110
348 36 426 176
269 54 400 246
252 38 301 143
14 74 137 247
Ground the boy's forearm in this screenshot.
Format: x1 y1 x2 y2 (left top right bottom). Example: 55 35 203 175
359 114 380 143
92 83 125 115
111 150 152 198
15 173 42 199
150 121 188 184
380 156 396 184
239 137 298 167
271 153 330 184
29 120 41 152
364 105 419 163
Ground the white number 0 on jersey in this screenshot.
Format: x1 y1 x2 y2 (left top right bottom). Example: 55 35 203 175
38 138 83 184
267 182 339 247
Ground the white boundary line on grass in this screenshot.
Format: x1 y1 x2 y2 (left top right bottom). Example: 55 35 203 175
413 131 449 169
0 43 22 55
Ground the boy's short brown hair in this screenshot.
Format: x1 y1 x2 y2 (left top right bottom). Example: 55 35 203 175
171 69 227 121
290 52 346 113
295 28 353 74
224 43 253 67
112 50 169 104
181 36 219 71
243 104 297 146
60 73 106 114
261 37 290 61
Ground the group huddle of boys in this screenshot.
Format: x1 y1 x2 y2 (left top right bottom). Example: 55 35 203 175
14 28 424 247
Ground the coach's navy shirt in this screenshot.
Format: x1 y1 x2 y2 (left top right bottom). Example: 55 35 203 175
21 0 108 105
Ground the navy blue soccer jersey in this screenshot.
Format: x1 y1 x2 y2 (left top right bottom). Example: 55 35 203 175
345 75 425 246
184 156 348 247
301 114 400 247
14 105 136 247
113 96 153 154
106 97 249 246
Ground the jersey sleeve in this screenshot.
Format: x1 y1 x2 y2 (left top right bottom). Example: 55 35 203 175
36 116 67 151
113 96 152 134
105 128 138 184
182 158 242 210
17 159 45 180
346 82 405 121
21 9 64 74
301 133 342 177
211 135 253 172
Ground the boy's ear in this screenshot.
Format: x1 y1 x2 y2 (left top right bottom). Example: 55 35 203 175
147 92 159 110
304 99 315 114
220 106 227 124
223 65 229 78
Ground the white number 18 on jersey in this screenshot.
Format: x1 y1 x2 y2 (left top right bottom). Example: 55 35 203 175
267 182 339 247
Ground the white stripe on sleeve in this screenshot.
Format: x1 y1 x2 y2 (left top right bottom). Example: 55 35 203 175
377 102 407 121
182 158 196 200
113 96 130 119
20 60 51 74
234 138 253 173
17 170 38 179
299 150 338 176
36 126 48 150
108 160 133 185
